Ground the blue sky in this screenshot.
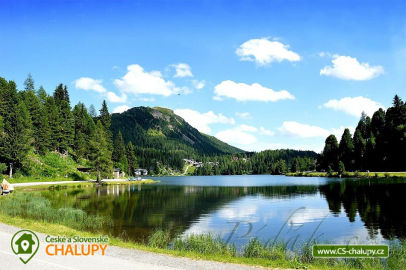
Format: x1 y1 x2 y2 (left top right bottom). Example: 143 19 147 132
1 0 406 152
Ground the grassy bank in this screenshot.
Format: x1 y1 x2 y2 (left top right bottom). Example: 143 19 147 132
285 171 406 178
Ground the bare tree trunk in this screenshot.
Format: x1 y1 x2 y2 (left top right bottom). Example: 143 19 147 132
9 163 13 178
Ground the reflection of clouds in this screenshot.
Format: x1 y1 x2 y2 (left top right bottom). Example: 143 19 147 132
183 216 231 237
288 208 330 226
332 221 387 244
218 205 258 220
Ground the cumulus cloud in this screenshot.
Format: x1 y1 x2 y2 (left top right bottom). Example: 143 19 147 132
107 92 127 103
278 121 331 138
259 126 275 136
75 77 127 103
215 124 274 146
236 37 301 65
171 63 193 78
113 105 130 114
215 127 258 145
75 77 107 93
192 80 205 90
320 55 384 80
321 96 384 117
278 121 356 140
214 80 295 102
114 64 179 96
174 109 235 134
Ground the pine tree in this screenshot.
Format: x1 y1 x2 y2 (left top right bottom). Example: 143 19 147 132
338 128 354 170
57 100 73 153
126 141 137 176
37 86 48 104
89 121 113 180
36 107 51 154
24 73 35 92
353 130 366 170
99 100 113 150
21 78 42 152
89 104 97 118
112 131 128 173
53 84 73 153
319 135 339 170
0 78 31 177
44 96 60 151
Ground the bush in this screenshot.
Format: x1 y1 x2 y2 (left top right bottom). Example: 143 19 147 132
0 163 7 174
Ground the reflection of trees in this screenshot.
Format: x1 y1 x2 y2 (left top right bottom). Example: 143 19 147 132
41 184 318 241
319 179 406 239
40 179 406 242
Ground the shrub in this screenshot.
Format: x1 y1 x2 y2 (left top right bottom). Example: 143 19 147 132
0 163 7 174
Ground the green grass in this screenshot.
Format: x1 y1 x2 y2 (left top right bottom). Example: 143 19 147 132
0 192 111 231
147 230 406 270
286 171 406 178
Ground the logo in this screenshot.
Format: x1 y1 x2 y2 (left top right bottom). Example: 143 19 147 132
11 230 40 264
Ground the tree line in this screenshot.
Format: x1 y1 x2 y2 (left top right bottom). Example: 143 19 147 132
193 150 317 175
0 75 137 178
318 95 406 173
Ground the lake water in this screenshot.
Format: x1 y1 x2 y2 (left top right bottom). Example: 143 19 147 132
37 175 406 249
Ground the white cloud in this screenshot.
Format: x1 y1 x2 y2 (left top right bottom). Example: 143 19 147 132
139 97 155 102
278 121 331 138
235 112 252 119
259 126 275 136
215 128 257 145
192 80 205 89
278 121 356 141
236 37 301 65
214 80 295 102
174 109 235 134
75 77 107 93
218 206 258 219
214 124 273 146
321 96 384 117
113 105 130 114
171 63 193 78
320 55 384 80
107 91 127 103
288 208 330 226
239 124 258 132
114 64 179 96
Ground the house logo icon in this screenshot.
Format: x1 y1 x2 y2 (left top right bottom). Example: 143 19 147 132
11 230 39 264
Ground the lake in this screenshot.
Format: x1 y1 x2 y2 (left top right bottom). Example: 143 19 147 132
37 175 406 250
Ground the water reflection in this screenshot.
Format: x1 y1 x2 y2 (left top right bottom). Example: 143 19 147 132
39 176 406 247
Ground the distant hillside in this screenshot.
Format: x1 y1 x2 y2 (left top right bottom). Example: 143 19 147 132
110 106 243 172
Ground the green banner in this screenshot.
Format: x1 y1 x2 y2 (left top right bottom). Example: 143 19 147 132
312 245 389 258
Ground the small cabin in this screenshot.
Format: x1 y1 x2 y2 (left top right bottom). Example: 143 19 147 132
113 168 126 179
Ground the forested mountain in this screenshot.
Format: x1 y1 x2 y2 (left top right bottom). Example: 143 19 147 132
110 106 243 170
